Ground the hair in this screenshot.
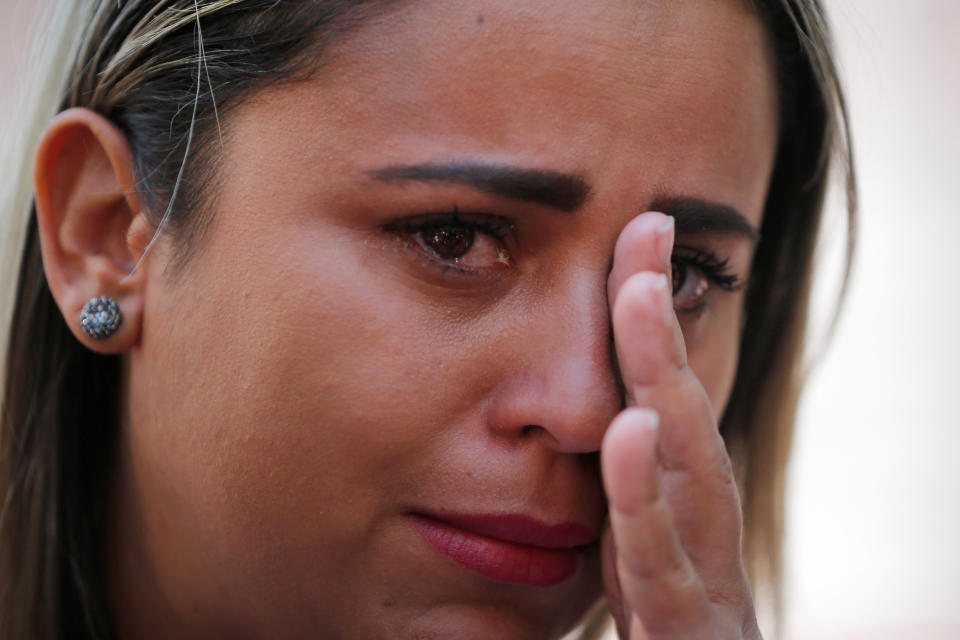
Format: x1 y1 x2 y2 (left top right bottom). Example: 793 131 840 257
0 1 855 638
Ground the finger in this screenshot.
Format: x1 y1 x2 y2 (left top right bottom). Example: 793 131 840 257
607 222 750 624
607 211 674 311
612 269 742 580
601 521 630 639
601 408 714 639
611 271 687 394
612 265 734 477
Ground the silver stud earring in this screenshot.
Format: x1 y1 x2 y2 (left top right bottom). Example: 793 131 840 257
80 296 123 340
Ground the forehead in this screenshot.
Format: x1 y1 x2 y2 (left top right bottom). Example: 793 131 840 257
249 0 777 225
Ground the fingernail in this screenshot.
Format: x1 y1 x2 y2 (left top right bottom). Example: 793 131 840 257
631 407 660 430
652 273 668 291
650 273 676 324
653 274 675 325
656 217 674 265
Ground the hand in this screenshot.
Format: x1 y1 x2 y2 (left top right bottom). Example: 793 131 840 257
600 212 762 639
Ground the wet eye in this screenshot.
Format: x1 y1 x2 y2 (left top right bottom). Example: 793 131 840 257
420 226 474 260
671 260 711 311
388 209 514 274
671 248 743 313
414 224 509 268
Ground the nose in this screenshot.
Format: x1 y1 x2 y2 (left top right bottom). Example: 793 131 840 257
485 267 623 454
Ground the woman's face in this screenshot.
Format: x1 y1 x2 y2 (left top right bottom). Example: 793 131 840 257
111 0 777 638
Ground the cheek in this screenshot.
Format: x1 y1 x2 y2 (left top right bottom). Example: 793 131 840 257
125 220 527 628
137 220 505 543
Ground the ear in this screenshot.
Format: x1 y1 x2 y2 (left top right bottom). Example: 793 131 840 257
34 108 155 354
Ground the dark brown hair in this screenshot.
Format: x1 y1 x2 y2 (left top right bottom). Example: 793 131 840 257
0 1 854 638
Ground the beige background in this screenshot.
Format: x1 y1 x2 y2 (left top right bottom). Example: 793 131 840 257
2 1 958 638
783 2 960 638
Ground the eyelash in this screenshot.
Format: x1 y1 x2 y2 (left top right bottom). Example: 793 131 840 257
389 208 513 242
672 247 744 291
385 210 745 298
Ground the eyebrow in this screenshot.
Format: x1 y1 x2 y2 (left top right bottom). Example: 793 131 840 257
367 162 759 243
650 197 760 244
368 163 590 212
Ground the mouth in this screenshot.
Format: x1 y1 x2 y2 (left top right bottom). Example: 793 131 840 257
407 511 597 587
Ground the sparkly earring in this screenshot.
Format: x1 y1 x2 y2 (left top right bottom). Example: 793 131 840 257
80 296 123 340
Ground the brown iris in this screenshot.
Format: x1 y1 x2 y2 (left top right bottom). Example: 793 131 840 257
422 226 475 261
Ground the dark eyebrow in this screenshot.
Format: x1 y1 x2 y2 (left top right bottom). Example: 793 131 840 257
651 197 760 244
367 164 758 242
368 163 590 212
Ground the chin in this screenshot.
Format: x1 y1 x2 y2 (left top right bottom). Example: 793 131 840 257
391 603 585 640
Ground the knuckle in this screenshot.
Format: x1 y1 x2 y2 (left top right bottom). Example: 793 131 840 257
707 448 737 491
706 580 745 609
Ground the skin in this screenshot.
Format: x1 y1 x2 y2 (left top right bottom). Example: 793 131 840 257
33 0 777 638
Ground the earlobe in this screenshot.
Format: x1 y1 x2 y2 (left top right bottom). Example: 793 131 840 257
34 108 150 354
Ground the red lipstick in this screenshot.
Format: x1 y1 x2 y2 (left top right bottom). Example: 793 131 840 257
408 512 596 587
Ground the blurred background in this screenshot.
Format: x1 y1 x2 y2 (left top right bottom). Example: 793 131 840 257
784 2 960 638
2 1 958 638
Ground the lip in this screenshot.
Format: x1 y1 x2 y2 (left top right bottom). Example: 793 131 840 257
407 511 597 587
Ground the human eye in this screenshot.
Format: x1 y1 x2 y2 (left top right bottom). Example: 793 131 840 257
670 247 744 314
384 206 515 278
